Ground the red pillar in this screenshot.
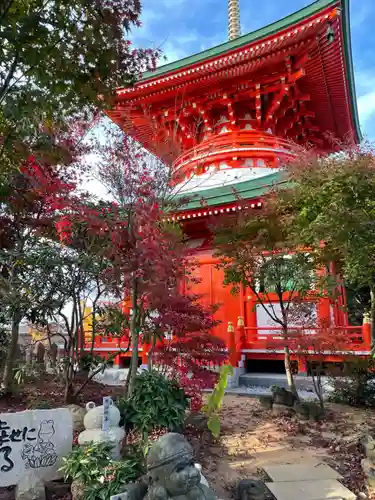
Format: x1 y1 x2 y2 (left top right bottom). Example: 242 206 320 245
362 313 371 350
297 356 308 375
228 321 237 366
236 316 246 364
142 342 151 366
114 354 121 368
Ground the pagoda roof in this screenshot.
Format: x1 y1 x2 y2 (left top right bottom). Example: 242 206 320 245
142 0 354 85
111 0 361 162
174 170 286 210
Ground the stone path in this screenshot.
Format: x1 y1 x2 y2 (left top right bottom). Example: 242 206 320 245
263 463 356 500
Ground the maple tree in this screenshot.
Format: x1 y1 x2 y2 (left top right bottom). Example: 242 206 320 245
151 294 227 411
0 0 159 181
267 323 349 411
282 145 375 341
55 131 226 397
0 122 89 394
215 196 325 398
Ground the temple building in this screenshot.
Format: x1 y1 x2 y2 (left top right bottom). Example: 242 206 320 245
98 0 371 377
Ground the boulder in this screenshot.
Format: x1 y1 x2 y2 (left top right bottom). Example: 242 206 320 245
258 396 273 410
185 412 208 431
363 435 375 461
272 403 294 417
271 386 296 407
362 458 375 488
71 479 85 500
16 473 45 500
294 402 310 421
306 402 325 421
235 478 272 500
67 404 87 433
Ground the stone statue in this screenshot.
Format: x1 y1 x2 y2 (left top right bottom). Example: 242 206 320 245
78 400 125 459
146 433 217 500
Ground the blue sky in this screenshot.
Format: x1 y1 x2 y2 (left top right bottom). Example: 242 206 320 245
131 0 375 140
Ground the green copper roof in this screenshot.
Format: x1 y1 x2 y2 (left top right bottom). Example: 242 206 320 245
142 0 336 80
174 171 286 211
341 0 361 142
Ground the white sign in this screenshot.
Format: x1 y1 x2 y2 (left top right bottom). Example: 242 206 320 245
0 408 73 487
102 397 112 432
256 302 317 335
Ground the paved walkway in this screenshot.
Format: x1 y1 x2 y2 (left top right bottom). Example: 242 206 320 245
263 463 355 500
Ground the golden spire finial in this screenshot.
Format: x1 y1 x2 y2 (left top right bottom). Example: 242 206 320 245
228 0 241 40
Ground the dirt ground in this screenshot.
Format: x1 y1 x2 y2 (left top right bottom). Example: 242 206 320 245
2 382 375 500
0 374 124 413
199 395 375 499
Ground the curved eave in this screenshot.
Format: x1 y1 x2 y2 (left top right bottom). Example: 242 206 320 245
173 171 286 211
341 0 361 142
112 0 361 150
140 0 336 81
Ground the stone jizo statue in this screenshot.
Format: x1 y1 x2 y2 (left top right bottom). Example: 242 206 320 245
146 433 217 500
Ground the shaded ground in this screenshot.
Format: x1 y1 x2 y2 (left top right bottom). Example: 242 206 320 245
2 383 375 499
198 395 375 499
0 374 124 413
0 376 124 500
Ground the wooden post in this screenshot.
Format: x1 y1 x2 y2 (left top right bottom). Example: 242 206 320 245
228 321 237 366
362 312 371 350
297 356 308 375
142 342 151 365
114 354 121 368
236 316 245 364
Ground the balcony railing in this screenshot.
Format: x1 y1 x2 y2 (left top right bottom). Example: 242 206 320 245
172 129 296 180
241 325 369 353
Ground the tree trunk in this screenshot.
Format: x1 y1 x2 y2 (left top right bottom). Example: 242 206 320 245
283 344 299 401
2 310 21 395
127 279 139 396
64 338 75 403
370 285 375 345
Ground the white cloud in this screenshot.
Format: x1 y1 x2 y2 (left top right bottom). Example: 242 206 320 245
159 41 189 64
358 90 375 125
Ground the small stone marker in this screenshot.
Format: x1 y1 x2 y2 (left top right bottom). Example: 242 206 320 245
265 479 355 500
102 396 112 432
0 408 73 487
264 463 342 482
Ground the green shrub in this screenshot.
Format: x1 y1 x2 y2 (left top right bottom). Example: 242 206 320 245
118 370 188 437
79 353 105 373
60 442 113 485
61 441 144 500
14 364 39 385
328 358 375 407
84 454 144 500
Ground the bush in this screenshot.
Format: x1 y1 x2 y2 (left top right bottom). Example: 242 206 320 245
79 353 105 373
118 370 188 437
61 442 144 500
328 358 375 407
61 442 114 485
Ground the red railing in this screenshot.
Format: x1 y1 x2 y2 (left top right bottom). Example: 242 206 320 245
241 325 370 353
172 129 296 181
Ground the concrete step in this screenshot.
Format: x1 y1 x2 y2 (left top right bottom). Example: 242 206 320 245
265 479 355 500
238 373 318 391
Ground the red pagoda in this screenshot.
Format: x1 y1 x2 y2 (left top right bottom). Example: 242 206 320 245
100 0 371 377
